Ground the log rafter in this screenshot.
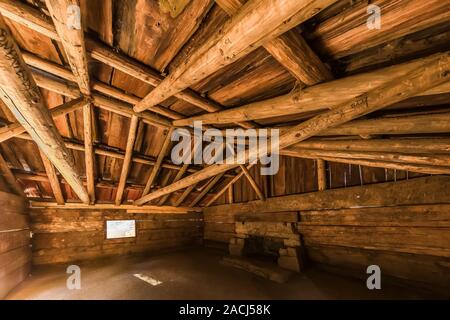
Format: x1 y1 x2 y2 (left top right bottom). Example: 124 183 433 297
215 0 333 85
134 51 450 205
0 14 90 203
133 0 338 112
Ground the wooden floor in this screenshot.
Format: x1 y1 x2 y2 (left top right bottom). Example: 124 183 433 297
5 247 431 300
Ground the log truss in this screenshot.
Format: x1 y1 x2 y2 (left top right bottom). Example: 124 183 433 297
0 0 449 209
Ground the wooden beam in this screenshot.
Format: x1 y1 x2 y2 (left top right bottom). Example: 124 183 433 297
312 0 450 59
294 139 450 154
23 51 184 121
205 164 254 207
0 1 254 128
239 164 265 201
15 170 222 201
204 176 450 215
39 151 64 205
0 0 59 40
173 55 450 126
85 38 256 129
0 151 25 197
0 15 89 203
283 148 450 170
134 51 450 205
283 152 450 175
173 184 197 207
157 164 188 206
133 0 337 112
29 201 201 213
0 97 86 143
227 186 234 204
229 112 450 138
17 133 234 178
215 0 333 84
320 113 450 137
44 0 90 95
142 128 174 196
82 102 95 203
316 159 326 191
31 70 172 128
189 172 226 207
115 115 139 205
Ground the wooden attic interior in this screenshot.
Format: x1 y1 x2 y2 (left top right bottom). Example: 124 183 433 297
0 0 450 299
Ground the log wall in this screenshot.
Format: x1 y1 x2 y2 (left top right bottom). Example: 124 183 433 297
30 208 203 265
0 189 30 299
204 176 450 295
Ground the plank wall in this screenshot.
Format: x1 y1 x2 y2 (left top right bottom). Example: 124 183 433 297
0 185 30 298
30 208 203 265
204 175 450 295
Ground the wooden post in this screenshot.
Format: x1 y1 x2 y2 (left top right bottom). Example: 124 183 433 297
205 164 254 207
83 102 96 203
115 116 140 205
240 165 265 201
189 173 226 207
39 151 65 205
316 159 327 191
142 128 174 196
0 15 89 204
0 151 25 197
227 186 234 204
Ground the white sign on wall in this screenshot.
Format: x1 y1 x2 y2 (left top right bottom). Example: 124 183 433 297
106 220 136 239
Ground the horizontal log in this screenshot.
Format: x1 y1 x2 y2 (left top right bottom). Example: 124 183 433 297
29 201 201 213
306 244 450 293
281 147 450 171
204 176 450 215
294 138 450 154
203 231 234 243
0 230 30 254
300 205 450 227
281 150 450 175
31 71 171 128
0 212 28 232
32 237 198 265
173 55 450 126
300 225 450 257
236 221 297 239
0 246 31 279
204 223 236 234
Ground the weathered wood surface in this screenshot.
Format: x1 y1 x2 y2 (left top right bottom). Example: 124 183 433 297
215 0 332 84
44 0 91 95
306 244 450 295
204 176 450 215
138 51 450 205
134 0 337 112
0 15 89 203
0 190 30 299
30 208 203 265
174 54 450 126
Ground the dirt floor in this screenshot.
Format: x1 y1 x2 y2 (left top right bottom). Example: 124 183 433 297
6 247 430 300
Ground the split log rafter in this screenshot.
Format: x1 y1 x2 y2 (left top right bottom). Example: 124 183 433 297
44 0 91 95
134 51 450 205
133 0 338 112
0 15 90 204
215 0 333 85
